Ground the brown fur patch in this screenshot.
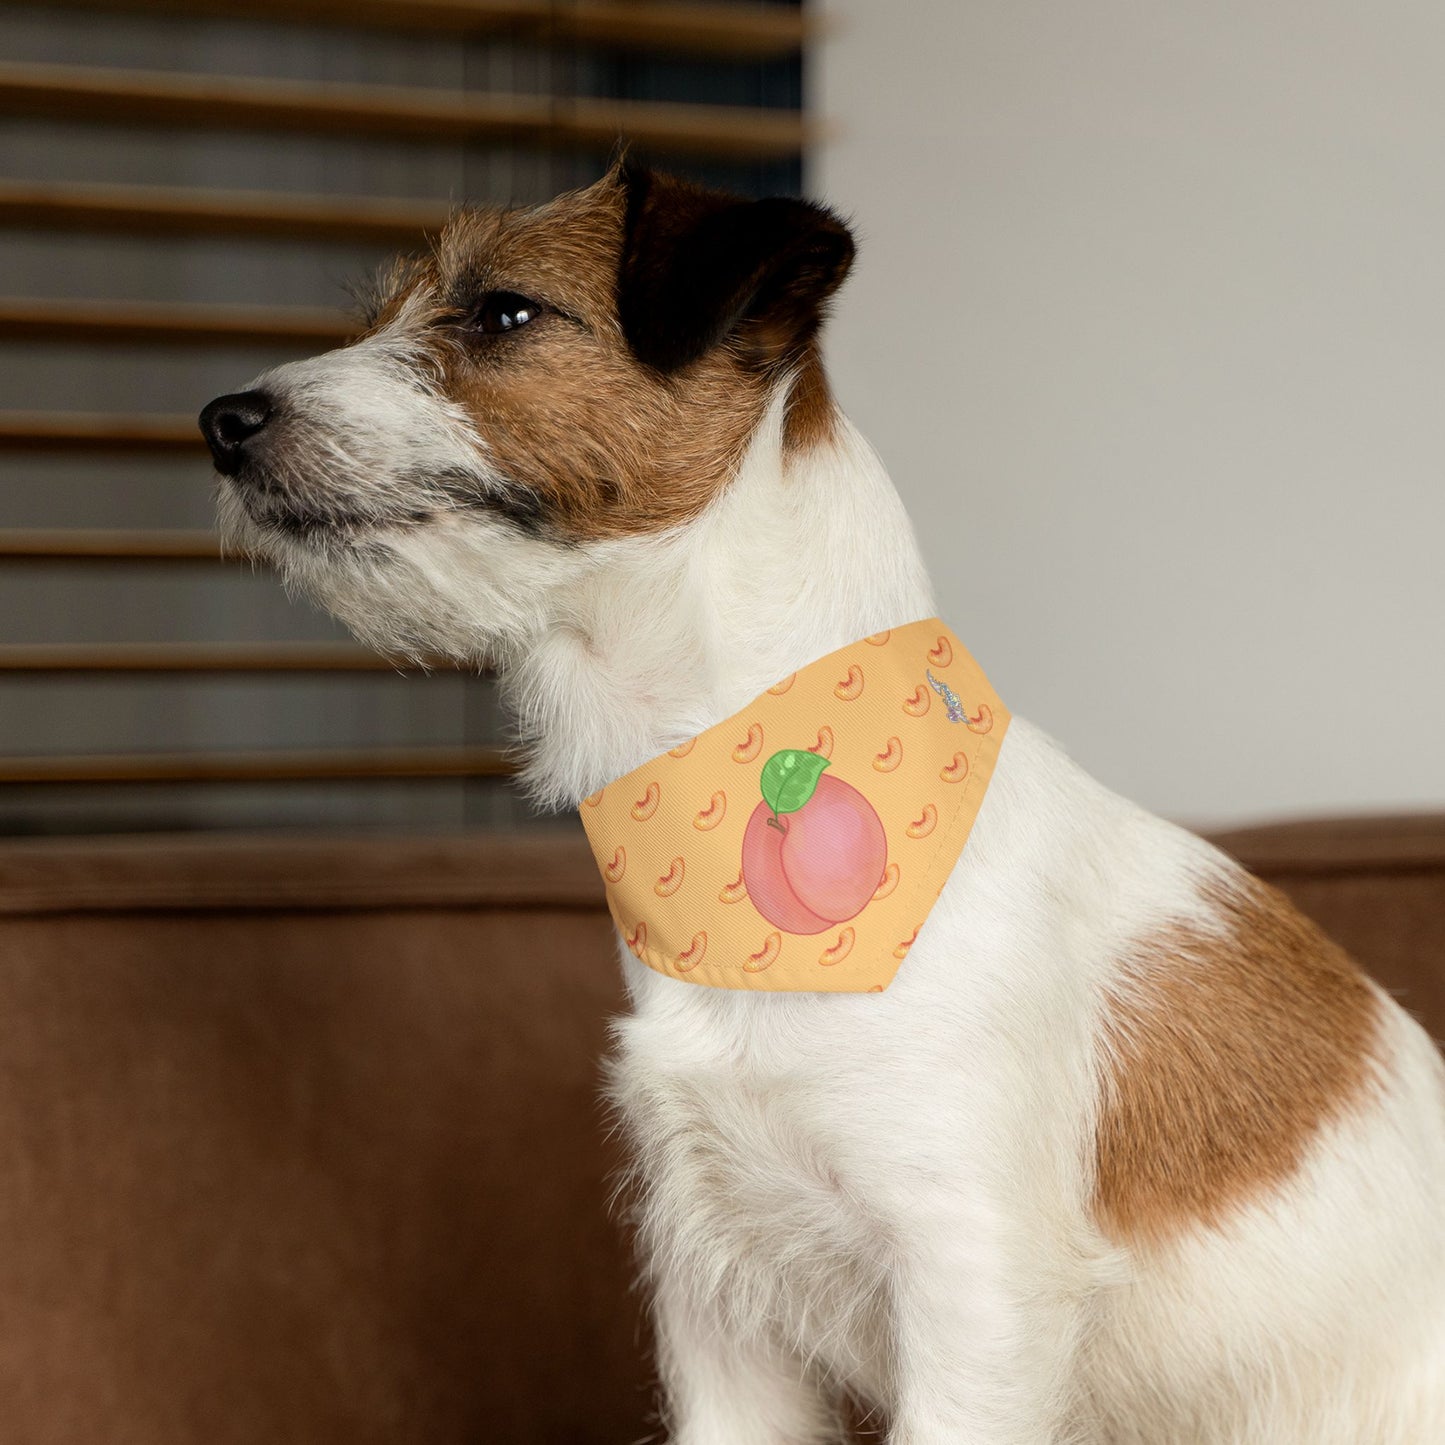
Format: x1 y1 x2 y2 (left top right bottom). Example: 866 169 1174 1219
368 175 806 541
1094 872 1382 1246
782 344 839 457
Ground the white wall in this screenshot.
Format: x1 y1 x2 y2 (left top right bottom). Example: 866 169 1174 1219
812 0 1445 827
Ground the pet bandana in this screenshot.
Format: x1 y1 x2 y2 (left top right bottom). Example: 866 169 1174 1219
579 619 1009 992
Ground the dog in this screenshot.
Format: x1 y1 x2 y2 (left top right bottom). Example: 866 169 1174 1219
200 162 1445 1443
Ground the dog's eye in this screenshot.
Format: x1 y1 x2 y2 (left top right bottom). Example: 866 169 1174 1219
471 291 543 335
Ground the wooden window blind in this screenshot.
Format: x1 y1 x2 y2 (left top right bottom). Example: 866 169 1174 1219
0 0 810 834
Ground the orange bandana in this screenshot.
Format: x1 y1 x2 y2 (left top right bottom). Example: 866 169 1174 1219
580 620 1009 992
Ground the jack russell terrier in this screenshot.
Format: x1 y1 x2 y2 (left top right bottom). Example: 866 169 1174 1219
200 163 1445 1444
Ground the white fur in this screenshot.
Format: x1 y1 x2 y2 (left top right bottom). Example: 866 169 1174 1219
220 346 1445 1443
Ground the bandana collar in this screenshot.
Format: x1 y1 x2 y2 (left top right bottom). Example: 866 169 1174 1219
580 619 1009 992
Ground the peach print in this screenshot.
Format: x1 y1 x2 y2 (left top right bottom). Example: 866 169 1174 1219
741 760 888 935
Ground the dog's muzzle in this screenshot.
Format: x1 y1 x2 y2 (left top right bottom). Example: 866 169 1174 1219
199 390 274 477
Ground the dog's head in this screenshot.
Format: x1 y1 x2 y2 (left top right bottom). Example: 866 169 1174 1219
200 163 854 662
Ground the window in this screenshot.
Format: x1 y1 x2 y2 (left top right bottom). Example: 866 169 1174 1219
0 0 807 834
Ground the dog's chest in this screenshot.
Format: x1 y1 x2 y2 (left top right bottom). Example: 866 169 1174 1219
612 1003 893 1387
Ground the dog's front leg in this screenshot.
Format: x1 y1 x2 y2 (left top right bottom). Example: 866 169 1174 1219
884 1198 1091 1445
654 1275 841 1445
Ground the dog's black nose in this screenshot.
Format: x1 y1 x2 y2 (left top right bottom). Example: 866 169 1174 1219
199 390 273 475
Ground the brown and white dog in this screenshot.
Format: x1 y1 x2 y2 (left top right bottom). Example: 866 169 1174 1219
201 164 1445 1444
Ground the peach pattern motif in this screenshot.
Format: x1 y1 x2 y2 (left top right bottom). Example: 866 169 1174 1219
719 873 748 904
940 752 970 784
731 723 764 763
873 737 903 772
902 685 930 717
966 703 994 736
631 783 660 821
579 618 1008 993
675 932 708 971
744 932 783 972
693 791 727 830
906 804 938 839
872 863 900 900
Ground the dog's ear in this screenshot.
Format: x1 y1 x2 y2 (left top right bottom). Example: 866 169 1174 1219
616 162 855 374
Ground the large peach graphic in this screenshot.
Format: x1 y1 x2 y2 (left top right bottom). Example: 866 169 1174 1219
741 749 888 936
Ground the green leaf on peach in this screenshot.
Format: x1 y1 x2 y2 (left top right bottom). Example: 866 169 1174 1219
760 749 830 818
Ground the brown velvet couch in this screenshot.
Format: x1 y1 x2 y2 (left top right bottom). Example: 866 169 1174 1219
0 816 1440 1444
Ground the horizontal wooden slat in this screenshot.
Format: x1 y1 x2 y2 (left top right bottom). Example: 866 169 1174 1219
0 413 203 452
0 296 353 348
0 62 811 162
515 0 809 57
0 745 512 784
0 643 418 673
0 529 221 560
30 0 810 59
0 179 449 245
